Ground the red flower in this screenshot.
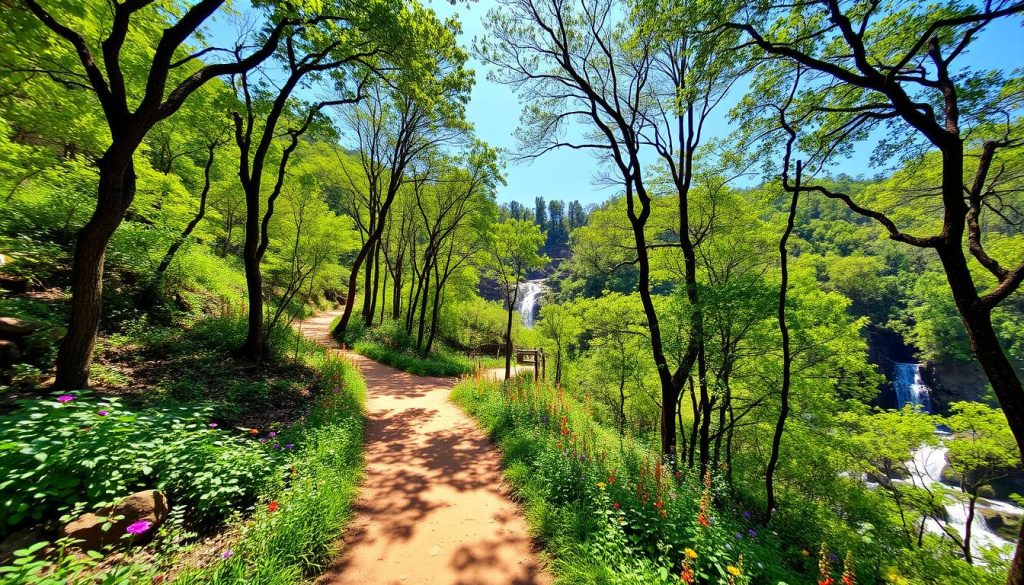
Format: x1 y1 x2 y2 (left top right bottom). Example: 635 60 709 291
698 513 710 527
268 500 278 513
680 565 695 584
612 503 621 509
819 579 834 585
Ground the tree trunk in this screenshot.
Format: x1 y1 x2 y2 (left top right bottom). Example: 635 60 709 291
55 159 136 389
241 182 264 360
361 240 375 324
504 285 519 380
766 162 800 521
141 142 216 309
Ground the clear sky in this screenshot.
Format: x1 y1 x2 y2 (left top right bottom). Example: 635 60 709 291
208 1 1023 207
428 0 1024 206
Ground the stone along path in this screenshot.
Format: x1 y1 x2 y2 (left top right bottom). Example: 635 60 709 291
296 311 550 585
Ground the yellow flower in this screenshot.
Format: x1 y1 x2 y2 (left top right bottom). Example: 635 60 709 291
726 565 741 577
597 482 606 490
802 549 811 556
684 548 698 560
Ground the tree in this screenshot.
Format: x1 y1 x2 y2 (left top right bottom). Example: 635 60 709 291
16 0 293 388
534 196 547 229
486 219 548 379
481 0 745 469
331 11 472 341
537 301 583 385
729 2 1024 573
945 402 1021 564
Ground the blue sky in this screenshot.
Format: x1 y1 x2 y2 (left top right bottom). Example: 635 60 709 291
208 1 1022 207
428 0 1023 206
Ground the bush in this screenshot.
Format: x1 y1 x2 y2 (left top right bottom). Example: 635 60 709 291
171 354 365 585
0 392 284 535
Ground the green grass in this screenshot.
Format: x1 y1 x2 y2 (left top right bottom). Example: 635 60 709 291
353 340 475 377
450 376 805 585
172 355 365 585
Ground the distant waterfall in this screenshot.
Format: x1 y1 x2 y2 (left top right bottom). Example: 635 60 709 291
892 362 932 413
894 362 1018 553
516 280 545 327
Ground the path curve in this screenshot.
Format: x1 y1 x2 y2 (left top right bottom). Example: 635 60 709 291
296 311 551 585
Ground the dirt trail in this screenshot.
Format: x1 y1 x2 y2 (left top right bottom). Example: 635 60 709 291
296 311 550 585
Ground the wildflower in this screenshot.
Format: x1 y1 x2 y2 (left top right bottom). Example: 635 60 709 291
597 482 606 490
333 385 340 393
727 565 741 577
273 443 280 449
735 532 743 540
97 410 109 416
222 549 233 560
209 422 218 428
268 431 276 438
654 500 663 509
125 520 152 535
698 513 710 527
608 471 616 485
742 510 751 520
284 443 294 450
268 500 278 513
842 550 856 585
260 438 268 444
748 529 757 538
250 428 259 435
56 394 75 403
680 564 695 584
560 416 569 436
819 542 834 585
802 549 811 556
684 548 697 560
612 503 621 509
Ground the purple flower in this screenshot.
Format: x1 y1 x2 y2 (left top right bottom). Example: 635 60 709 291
209 422 218 428
125 520 152 535
748 529 757 538
97 410 109 417
259 438 267 444
273 443 280 450
735 533 744 540
828 552 839 562
284 443 294 450
56 394 75 404
333 386 339 394
742 510 752 520
222 549 233 560
268 431 276 438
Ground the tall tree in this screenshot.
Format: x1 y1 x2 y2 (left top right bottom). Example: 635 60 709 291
486 219 548 379
330 21 473 341
730 2 1024 572
16 0 292 388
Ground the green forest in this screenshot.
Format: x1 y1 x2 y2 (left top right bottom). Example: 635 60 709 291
0 1 1022 584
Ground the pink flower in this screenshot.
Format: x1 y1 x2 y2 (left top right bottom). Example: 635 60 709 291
97 410 109 416
209 422 218 428
56 394 75 403
222 549 233 560
125 520 152 535
268 431 276 438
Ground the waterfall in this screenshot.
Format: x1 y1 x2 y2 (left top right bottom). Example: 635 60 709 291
892 365 1016 553
893 362 932 413
516 280 544 327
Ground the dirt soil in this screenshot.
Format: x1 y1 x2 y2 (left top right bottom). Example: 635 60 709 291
297 311 551 585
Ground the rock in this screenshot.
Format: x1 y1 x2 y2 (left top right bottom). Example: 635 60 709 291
979 506 1021 542
0 339 20 365
60 490 168 551
0 526 48 565
0 275 28 293
0 317 36 338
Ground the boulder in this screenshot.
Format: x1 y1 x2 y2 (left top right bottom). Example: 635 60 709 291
60 490 169 551
0 339 20 365
979 506 1021 542
0 317 35 338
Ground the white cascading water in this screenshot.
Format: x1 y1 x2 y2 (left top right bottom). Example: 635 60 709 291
893 362 933 413
516 280 544 327
894 363 1017 553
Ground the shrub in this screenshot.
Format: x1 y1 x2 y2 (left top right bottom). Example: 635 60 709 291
0 393 284 535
